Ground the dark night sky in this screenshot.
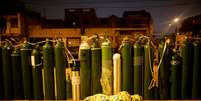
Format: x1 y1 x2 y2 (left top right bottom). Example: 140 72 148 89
21 0 201 33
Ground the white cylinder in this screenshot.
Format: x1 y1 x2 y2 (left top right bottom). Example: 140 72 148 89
72 71 80 100
113 53 121 94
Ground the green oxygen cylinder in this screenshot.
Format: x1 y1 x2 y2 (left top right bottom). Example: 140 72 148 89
54 39 66 100
121 37 134 94
91 35 102 94
181 40 193 99
143 41 154 100
2 42 13 99
0 46 4 99
133 41 144 95
31 44 43 99
158 41 171 99
192 41 201 99
79 36 91 99
11 48 24 99
43 39 55 100
66 75 72 99
169 53 181 99
101 38 113 95
20 41 33 99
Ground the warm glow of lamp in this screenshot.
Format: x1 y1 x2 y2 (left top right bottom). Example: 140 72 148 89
174 18 179 23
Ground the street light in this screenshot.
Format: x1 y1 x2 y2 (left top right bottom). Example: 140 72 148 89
173 18 179 34
172 17 180 50
168 23 172 27
174 18 179 23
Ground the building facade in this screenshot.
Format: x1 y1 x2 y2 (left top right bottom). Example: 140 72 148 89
1 9 154 54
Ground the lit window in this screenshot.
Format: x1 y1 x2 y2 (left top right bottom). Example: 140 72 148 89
10 18 18 28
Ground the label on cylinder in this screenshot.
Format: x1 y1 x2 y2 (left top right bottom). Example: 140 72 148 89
72 72 80 85
134 56 144 66
31 56 35 67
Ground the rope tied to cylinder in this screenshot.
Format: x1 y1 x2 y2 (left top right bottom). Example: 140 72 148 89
148 39 167 90
31 62 42 67
148 64 159 89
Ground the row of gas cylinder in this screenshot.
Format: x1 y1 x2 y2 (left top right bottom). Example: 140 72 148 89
78 35 157 100
0 39 71 100
78 35 201 100
0 35 201 100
